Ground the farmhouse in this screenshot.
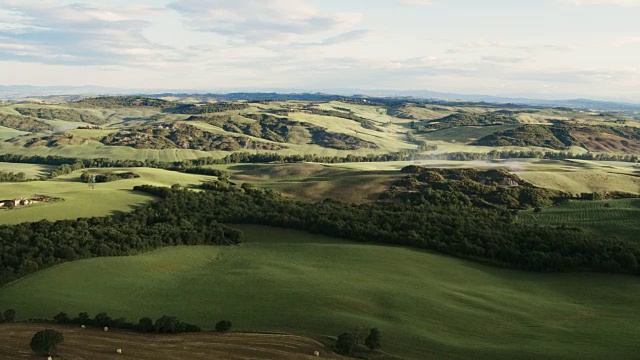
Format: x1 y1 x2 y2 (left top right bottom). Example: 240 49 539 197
0 195 53 209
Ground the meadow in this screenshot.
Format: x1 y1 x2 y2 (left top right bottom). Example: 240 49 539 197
0 162 55 178
0 167 214 224
520 198 640 243
1 225 639 360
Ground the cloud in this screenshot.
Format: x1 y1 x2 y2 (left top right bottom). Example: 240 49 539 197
297 29 370 46
168 0 363 43
447 40 571 54
401 0 433 6
481 56 526 64
563 0 640 5
0 1 173 65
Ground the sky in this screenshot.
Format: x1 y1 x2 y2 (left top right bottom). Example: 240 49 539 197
0 0 639 100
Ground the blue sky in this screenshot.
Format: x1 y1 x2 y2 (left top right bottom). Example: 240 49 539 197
0 0 638 100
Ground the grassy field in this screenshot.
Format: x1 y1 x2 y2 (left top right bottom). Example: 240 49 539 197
418 125 520 143
1 225 640 360
0 162 55 178
214 163 401 203
0 140 217 162
520 198 640 243
0 168 214 224
0 323 344 360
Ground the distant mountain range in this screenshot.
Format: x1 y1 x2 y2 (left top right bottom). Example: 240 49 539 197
1 85 639 112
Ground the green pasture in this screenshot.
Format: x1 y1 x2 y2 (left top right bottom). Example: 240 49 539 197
0 168 214 224
0 162 55 178
0 141 216 162
521 198 640 243
418 125 520 143
1 225 639 360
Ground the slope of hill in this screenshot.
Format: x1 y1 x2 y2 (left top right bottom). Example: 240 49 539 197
1 225 639 360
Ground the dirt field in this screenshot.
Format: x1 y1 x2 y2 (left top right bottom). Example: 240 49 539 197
0 324 345 360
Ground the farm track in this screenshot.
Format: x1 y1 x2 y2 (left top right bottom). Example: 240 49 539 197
0 323 344 360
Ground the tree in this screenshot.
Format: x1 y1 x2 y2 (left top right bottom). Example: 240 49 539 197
94 312 112 327
30 329 64 356
76 312 90 325
364 328 381 351
215 320 232 333
3 309 15 323
335 332 355 356
155 315 181 333
53 312 70 324
137 317 154 332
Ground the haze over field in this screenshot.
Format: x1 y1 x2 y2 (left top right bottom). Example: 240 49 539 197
1 0 639 101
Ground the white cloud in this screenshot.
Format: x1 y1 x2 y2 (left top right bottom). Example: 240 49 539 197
401 0 433 6
168 0 363 44
0 1 174 65
564 0 640 5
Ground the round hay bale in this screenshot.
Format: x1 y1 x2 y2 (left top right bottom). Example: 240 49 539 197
103 326 109 332
80 325 86 329
313 350 320 357
116 348 122 354
47 357 53 360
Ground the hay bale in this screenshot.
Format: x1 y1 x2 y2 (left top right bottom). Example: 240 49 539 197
313 350 320 357
47 357 53 360
116 349 122 354
80 325 86 329
103 326 109 332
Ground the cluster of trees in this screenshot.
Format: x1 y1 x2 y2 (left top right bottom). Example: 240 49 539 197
0 171 28 182
129 184 640 275
80 171 140 183
414 112 520 131
196 113 296 143
14 107 104 124
0 192 241 286
0 113 54 132
335 327 381 356
384 167 570 209
100 123 284 151
30 329 64 356
26 316 230 356
35 311 232 335
164 102 249 114
474 124 578 150
0 308 16 322
49 311 203 333
474 123 640 151
73 96 172 108
311 129 379 150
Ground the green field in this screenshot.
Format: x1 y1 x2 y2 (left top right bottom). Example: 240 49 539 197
213 163 401 203
0 162 55 178
520 198 640 243
0 168 214 224
1 225 639 360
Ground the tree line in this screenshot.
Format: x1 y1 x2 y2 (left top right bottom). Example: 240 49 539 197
0 194 241 286
2 179 639 288
134 184 640 275
0 171 29 182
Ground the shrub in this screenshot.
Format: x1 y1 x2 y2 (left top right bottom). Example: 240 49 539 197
215 320 232 333
30 329 64 356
